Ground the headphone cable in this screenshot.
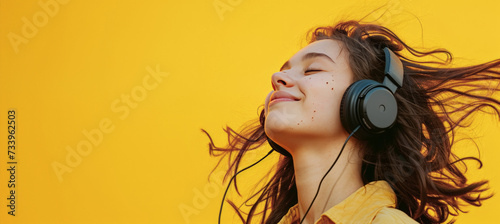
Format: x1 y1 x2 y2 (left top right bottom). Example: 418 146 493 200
218 125 359 223
299 125 360 224
218 149 274 224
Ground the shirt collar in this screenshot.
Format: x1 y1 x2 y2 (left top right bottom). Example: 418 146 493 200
278 180 397 224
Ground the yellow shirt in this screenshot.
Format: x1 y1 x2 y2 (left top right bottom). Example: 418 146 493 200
277 181 418 224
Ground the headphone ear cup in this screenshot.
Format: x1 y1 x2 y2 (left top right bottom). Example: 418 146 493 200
340 80 380 138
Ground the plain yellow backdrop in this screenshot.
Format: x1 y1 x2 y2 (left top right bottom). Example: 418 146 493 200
0 0 499 223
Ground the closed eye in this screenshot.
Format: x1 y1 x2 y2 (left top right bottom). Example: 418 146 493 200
305 69 322 74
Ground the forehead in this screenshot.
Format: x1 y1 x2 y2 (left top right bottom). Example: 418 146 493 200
288 39 345 63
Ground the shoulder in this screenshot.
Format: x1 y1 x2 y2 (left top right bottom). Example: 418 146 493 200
277 204 299 224
372 207 419 224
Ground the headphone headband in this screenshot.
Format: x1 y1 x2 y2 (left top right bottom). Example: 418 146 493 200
383 47 404 93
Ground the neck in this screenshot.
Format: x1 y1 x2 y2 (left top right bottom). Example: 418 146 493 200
291 140 363 224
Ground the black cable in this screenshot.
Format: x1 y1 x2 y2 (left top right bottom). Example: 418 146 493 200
218 149 274 224
299 126 360 224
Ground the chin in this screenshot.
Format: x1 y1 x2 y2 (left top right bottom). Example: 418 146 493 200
265 113 297 130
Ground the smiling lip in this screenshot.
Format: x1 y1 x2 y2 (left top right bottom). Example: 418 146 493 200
269 98 296 107
269 91 300 107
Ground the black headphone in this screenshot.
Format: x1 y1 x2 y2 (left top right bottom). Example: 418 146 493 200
267 47 404 156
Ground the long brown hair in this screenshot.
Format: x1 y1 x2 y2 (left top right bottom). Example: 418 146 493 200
203 20 500 223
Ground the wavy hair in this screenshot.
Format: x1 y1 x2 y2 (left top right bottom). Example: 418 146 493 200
203 20 500 223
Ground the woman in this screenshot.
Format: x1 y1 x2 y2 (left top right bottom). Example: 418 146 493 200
203 20 500 223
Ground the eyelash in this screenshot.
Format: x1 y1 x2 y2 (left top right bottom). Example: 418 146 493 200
305 68 322 73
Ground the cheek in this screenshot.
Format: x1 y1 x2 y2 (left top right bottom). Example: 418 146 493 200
301 75 339 103
299 75 341 120
264 91 273 116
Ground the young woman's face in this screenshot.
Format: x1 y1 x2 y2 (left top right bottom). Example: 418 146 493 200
264 39 354 148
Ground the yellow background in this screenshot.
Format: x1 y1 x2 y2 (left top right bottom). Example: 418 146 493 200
0 0 499 223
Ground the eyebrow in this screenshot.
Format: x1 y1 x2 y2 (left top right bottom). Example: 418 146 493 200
279 52 335 71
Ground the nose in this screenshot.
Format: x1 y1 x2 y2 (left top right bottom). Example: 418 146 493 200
271 71 294 90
